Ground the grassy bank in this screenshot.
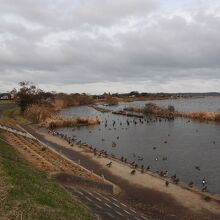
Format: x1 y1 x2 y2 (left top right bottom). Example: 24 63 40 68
2 106 30 125
0 138 94 220
0 100 14 105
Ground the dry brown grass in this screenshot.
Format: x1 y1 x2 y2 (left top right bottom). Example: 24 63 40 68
2 132 102 183
25 103 101 129
53 94 94 110
105 96 119 106
25 104 55 123
125 104 175 119
178 112 220 122
40 116 101 129
125 103 220 122
0 118 24 132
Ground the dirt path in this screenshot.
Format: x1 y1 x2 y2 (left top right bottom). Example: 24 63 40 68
27 125 220 220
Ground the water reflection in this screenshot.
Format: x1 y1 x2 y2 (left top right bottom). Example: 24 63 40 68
57 99 220 195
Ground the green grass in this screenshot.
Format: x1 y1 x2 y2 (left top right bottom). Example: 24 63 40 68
2 106 20 118
0 100 14 105
2 106 30 125
0 138 95 220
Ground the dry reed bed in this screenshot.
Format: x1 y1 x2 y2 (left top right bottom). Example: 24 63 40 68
125 104 220 122
177 112 220 122
125 105 174 119
40 116 101 129
25 104 101 129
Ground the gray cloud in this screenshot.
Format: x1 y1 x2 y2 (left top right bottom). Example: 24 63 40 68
0 0 220 93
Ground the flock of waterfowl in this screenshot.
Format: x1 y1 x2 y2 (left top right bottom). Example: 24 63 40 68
48 110 216 193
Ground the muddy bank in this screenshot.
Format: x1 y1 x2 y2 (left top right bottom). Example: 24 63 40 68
26 125 220 220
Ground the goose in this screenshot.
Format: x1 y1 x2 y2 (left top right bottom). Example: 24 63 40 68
130 169 136 175
195 166 200 171
106 161 112 167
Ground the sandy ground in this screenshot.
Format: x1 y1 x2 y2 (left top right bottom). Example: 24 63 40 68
32 126 220 219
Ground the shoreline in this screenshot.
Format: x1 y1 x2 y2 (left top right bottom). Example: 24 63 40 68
27 124 220 220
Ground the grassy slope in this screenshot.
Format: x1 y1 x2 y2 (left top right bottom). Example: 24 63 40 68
0 101 30 125
0 138 94 220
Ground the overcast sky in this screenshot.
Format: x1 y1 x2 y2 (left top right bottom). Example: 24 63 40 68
0 0 220 94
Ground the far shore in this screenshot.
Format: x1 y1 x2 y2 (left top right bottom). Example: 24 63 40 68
27 124 220 220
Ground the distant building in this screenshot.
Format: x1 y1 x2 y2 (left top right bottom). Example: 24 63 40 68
0 93 12 100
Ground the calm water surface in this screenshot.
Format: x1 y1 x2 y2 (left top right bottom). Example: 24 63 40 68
104 96 220 112
57 98 220 195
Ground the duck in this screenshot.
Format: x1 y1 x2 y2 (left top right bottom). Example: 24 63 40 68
130 169 136 175
195 166 200 171
106 161 112 167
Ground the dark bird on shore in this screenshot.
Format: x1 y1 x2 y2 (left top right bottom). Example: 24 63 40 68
173 178 180 184
165 181 169 187
130 169 136 175
131 161 135 166
171 174 176 180
188 181 194 187
195 166 200 171
146 166 150 170
106 161 112 167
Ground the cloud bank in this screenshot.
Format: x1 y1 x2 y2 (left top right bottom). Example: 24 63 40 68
0 0 220 93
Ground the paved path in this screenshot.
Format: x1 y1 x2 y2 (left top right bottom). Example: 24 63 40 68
0 124 150 220
0 124 36 140
68 186 149 220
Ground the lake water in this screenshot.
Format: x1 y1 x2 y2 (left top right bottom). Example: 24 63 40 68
103 96 220 112
57 97 220 195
